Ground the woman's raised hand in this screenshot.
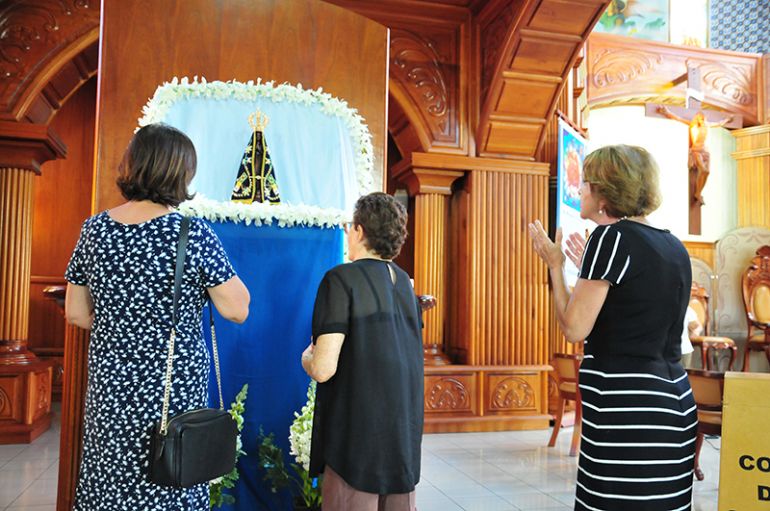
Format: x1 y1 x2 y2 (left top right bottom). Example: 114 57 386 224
565 232 587 270
528 220 565 270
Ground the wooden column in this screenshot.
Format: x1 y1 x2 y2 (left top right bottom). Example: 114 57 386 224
732 125 770 228
57 324 89 511
0 121 65 443
393 154 463 365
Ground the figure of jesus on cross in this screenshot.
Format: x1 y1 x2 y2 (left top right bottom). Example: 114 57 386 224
656 106 733 207
645 65 742 235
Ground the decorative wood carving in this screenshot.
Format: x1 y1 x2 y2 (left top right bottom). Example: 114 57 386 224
0 1 99 122
426 377 471 411
0 385 9 416
0 361 53 443
391 29 454 142
424 365 550 433
587 33 763 126
490 376 535 410
325 0 468 153
590 48 662 88
476 0 608 159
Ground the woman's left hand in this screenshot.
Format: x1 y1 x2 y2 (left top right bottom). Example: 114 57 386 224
528 220 565 269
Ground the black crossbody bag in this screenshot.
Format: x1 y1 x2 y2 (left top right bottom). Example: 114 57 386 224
148 216 238 488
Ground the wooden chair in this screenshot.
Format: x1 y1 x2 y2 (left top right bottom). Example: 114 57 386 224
548 353 583 457
687 369 724 481
741 245 770 371
689 283 737 371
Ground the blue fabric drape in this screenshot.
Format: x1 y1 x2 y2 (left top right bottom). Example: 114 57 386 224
203 221 343 510
162 98 359 209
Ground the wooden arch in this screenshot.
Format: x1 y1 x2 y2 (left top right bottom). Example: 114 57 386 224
0 1 100 125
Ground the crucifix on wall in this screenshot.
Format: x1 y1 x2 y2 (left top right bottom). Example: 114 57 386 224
645 65 743 235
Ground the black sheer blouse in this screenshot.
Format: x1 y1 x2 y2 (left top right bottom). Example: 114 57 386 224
309 258 424 494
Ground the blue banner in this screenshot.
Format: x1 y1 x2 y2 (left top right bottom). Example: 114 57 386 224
203 220 343 510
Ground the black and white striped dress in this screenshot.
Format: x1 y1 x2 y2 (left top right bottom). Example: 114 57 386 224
575 220 696 511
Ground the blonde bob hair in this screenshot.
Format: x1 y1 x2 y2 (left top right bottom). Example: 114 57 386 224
582 144 662 218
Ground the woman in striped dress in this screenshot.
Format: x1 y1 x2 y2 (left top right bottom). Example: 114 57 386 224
529 144 696 511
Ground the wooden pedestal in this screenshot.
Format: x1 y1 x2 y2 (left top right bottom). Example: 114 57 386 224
0 360 54 444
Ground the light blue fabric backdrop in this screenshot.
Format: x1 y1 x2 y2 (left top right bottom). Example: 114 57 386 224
162 97 360 210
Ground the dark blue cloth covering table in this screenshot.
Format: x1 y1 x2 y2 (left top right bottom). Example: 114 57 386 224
203 220 342 510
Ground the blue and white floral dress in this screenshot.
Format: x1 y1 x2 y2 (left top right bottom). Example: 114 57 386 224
65 212 235 511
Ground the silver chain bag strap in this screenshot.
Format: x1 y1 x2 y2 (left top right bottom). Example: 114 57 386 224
148 216 238 488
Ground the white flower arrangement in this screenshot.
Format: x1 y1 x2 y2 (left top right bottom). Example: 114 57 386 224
178 195 350 228
289 380 316 471
138 76 378 196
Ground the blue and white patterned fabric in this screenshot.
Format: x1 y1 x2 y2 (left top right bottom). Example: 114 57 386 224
161 98 360 210
710 0 770 53
65 212 235 511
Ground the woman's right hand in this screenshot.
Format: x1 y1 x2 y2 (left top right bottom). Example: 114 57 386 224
528 220 565 270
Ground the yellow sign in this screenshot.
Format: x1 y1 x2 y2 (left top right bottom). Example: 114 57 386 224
719 372 770 510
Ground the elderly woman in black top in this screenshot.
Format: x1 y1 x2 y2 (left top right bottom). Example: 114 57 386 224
301 192 423 511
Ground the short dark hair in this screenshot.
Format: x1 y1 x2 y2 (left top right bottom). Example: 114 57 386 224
116 123 197 207
352 192 408 260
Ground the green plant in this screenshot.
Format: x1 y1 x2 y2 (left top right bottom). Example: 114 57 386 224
210 383 249 508
258 381 321 509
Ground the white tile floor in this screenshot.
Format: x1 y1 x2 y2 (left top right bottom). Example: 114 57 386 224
0 407 721 510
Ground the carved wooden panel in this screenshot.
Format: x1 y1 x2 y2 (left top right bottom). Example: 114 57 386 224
0 376 21 422
390 28 460 149
587 33 763 126
683 241 716 270
0 1 99 122
423 365 550 432
424 374 476 414
325 0 469 154
486 373 538 413
30 368 52 422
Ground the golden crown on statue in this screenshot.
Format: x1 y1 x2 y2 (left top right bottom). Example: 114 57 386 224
248 110 269 131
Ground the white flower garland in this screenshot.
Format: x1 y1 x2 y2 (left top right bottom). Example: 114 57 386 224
178 195 349 228
138 76 377 197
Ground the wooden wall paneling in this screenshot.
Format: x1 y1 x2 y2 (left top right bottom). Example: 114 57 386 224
586 33 763 126
461 161 551 367
96 0 389 211
29 77 97 373
683 241 716 270
731 125 770 228
56 325 89 511
475 0 608 160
